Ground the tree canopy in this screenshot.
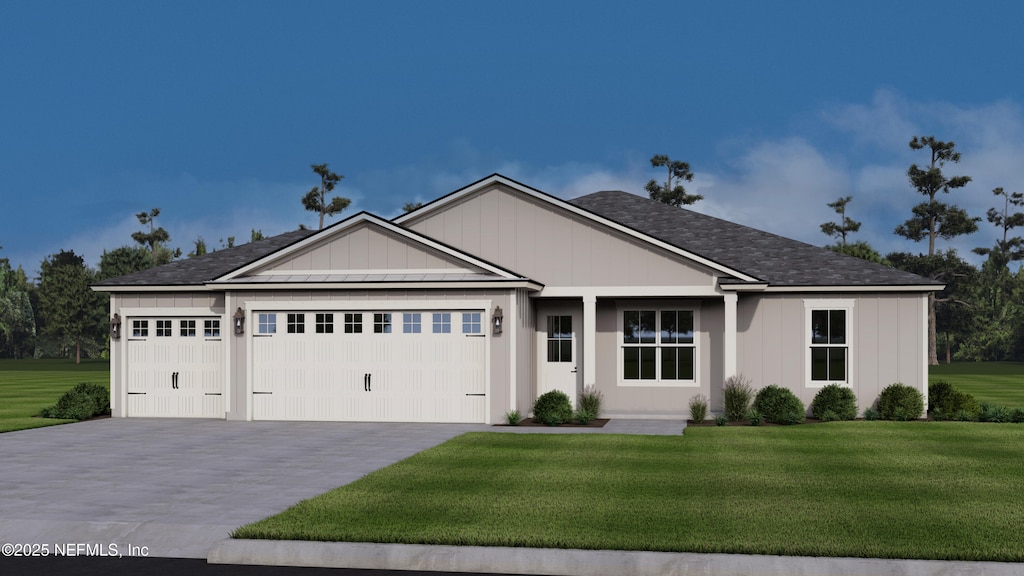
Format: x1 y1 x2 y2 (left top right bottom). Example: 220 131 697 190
303 163 350 230
645 154 702 206
820 196 861 246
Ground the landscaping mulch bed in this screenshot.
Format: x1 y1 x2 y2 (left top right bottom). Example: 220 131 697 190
686 417 826 427
496 418 609 428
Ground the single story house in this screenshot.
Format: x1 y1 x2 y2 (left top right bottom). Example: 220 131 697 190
93 174 940 423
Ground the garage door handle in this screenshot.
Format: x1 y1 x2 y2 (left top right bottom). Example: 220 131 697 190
253 391 272 395
128 392 146 395
364 373 372 392
171 372 179 389
466 393 485 396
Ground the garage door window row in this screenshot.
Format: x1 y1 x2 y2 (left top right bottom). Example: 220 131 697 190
256 312 483 336
131 319 221 338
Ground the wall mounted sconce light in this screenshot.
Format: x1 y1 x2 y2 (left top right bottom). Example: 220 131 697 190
110 313 121 340
233 307 245 335
492 306 503 335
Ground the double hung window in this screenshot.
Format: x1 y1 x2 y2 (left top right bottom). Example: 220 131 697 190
805 300 853 386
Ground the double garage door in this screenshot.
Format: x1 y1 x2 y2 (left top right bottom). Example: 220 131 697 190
251 309 487 423
125 317 225 418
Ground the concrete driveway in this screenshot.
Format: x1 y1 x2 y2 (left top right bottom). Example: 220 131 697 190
0 418 487 558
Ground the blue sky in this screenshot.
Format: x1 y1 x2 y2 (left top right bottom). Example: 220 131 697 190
3 1 1024 276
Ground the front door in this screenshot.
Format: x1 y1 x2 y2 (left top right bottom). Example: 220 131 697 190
537 302 582 408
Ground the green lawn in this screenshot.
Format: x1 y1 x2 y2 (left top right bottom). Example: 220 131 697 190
235 423 1024 562
929 361 1024 406
0 358 110 433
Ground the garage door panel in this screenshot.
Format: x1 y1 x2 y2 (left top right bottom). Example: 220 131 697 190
252 309 486 423
125 317 224 418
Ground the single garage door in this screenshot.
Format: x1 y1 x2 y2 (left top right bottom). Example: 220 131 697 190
125 317 225 418
252 310 486 422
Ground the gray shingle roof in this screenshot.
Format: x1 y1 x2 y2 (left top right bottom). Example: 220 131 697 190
569 190 938 287
92 230 315 286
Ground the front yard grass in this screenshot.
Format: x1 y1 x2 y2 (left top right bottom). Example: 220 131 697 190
0 358 110 433
929 361 1024 407
234 423 1024 562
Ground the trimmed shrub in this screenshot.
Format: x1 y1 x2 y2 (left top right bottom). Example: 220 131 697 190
877 383 924 421
40 382 110 421
748 409 764 426
978 403 1012 423
928 381 979 419
579 385 603 417
714 414 727 426
752 385 805 425
532 390 573 426
722 374 754 421
810 384 857 421
504 409 522 425
574 408 596 425
688 394 709 422
1012 408 1024 424
862 407 880 421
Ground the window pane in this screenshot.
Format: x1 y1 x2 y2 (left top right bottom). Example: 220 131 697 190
661 346 678 379
811 347 828 380
829 310 846 344
403 313 421 333
623 311 639 343
547 340 560 362
558 316 572 339
547 316 558 339
661 311 677 343
374 313 392 334
679 311 694 344
623 347 639 379
828 347 847 381
811 310 829 344
462 312 481 334
678 347 694 380
560 339 572 362
639 311 656 344
640 347 656 379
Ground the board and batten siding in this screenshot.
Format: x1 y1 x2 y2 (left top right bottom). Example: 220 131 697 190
404 184 718 288
227 288 514 423
257 223 479 273
589 299 719 419
736 293 927 413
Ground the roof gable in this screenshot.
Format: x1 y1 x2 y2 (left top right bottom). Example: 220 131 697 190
217 212 525 283
570 191 939 287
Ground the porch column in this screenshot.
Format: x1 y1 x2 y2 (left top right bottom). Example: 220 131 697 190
724 292 737 379
583 295 597 390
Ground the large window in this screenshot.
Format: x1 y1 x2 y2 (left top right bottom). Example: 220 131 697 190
620 308 696 384
805 300 853 386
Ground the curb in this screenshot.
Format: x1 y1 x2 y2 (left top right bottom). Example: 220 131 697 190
208 540 1024 576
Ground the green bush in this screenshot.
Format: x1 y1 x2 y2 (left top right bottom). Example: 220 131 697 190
504 409 522 425
878 383 924 421
1012 408 1024 424
953 409 977 422
748 409 764 426
532 390 573 426
928 381 979 419
579 385 603 417
810 384 857 421
574 408 596 425
40 382 110 421
714 414 727 426
722 374 753 421
978 403 1012 423
862 407 880 421
752 385 805 425
688 394 709 422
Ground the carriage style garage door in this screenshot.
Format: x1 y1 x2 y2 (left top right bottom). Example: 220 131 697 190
251 310 487 423
125 317 225 418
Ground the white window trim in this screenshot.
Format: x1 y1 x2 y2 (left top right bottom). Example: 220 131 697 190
616 302 701 388
803 299 855 388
